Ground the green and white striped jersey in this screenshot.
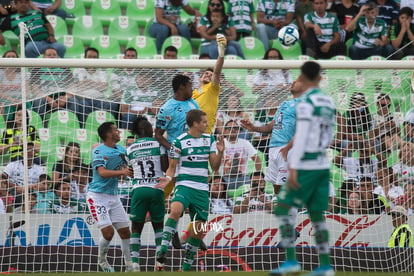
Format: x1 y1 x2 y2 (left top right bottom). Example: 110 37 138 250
290 88 336 170
304 11 339 43
170 132 217 191
126 137 166 189
228 0 256 34
352 17 388 49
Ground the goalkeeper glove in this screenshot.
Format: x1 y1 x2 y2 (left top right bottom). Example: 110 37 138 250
216 33 227 58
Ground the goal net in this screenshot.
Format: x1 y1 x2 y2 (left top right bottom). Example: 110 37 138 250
0 57 413 273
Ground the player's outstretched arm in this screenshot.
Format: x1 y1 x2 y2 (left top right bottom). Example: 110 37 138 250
212 34 227 86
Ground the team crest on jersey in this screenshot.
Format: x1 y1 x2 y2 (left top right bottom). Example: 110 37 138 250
203 138 208 146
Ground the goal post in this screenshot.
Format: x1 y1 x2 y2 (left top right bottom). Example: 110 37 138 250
0 57 413 272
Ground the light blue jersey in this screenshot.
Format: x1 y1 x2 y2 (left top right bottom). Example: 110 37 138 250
88 144 127 195
155 98 200 144
269 98 300 148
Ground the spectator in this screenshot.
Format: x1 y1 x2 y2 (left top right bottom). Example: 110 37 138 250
252 48 292 102
346 190 363 214
402 109 414 143
304 0 346 59
343 92 372 142
359 176 388 214
376 166 404 208
256 0 295 51
219 119 262 190
210 176 234 214
70 163 90 202
400 0 414 23
52 141 81 183
392 141 414 181
13 191 38 214
333 140 379 182
0 0 65 58
50 179 88 214
345 2 393 60
0 106 41 164
0 0 15 18
68 47 119 126
336 179 357 213
371 0 399 29
329 0 360 42
215 94 251 138
387 205 413 247
295 0 313 53
30 0 67 19
2 142 45 208
404 181 414 215
199 6 243 58
389 7 414 59
0 50 26 121
32 174 55 214
228 0 256 39
30 47 74 121
0 174 13 212
233 171 273 213
149 0 201 54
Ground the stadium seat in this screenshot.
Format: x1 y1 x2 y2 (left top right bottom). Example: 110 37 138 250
107 16 139 47
161 35 193 59
89 35 121 58
271 39 301 60
72 128 100 165
61 0 86 26
0 112 6 131
57 35 85 58
71 15 104 46
46 110 81 143
0 38 12 56
29 110 44 131
2 31 18 46
90 0 122 27
239 36 265 60
46 15 68 39
38 127 62 164
84 110 116 134
125 0 155 28
126 35 157 58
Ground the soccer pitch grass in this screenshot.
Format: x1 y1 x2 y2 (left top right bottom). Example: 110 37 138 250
25 272 414 276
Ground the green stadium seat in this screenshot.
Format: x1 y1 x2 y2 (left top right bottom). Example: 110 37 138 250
90 0 122 27
72 15 104 46
46 15 68 39
126 35 157 58
161 35 193 59
46 110 81 143
29 110 43 131
2 31 18 46
125 0 155 28
84 110 116 134
72 128 100 165
0 38 12 56
58 35 85 58
227 184 250 199
271 39 301 60
239 36 265 60
89 35 121 59
38 127 62 163
107 16 139 47
61 0 86 26
0 113 6 132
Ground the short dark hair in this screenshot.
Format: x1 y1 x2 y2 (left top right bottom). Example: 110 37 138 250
97 122 115 141
164 45 178 54
124 47 137 55
251 171 265 178
301 61 321 81
2 50 18 58
172 74 191 93
186 109 206 127
359 176 373 183
400 6 413 18
130 115 153 138
43 47 57 55
199 53 211 59
84 47 99 58
38 174 51 182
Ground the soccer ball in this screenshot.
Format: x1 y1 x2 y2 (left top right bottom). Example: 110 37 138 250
278 25 299 48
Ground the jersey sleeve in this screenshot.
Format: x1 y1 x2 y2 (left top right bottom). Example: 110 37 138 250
91 148 106 170
155 105 172 130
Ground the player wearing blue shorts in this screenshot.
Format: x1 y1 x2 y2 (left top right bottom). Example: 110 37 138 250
86 122 134 272
155 109 225 271
126 115 168 272
270 61 336 276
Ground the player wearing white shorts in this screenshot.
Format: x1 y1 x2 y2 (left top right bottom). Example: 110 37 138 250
86 122 134 272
